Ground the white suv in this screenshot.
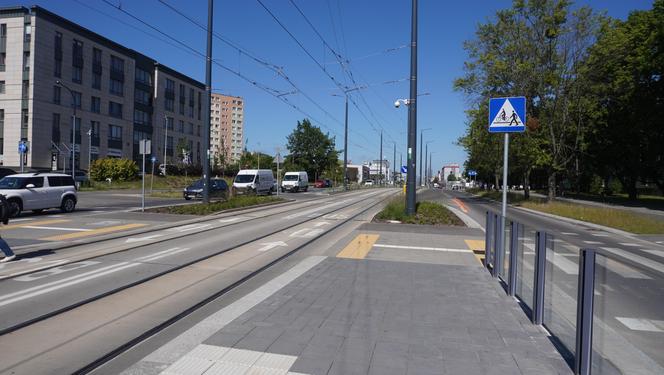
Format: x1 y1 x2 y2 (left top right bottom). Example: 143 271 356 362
0 173 78 217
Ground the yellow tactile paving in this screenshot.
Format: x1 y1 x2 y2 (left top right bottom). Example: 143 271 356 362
336 234 380 259
41 223 147 241
1 219 69 230
465 239 486 264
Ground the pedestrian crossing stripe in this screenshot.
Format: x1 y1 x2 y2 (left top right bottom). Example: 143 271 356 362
489 97 526 133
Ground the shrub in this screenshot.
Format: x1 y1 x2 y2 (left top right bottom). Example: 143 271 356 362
90 158 139 182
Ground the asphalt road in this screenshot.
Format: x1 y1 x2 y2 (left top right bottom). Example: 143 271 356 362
1 188 327 248
434 188 664 374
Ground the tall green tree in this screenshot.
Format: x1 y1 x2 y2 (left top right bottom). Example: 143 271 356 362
455 0 603 200
285 119 339 181
582 1 664 199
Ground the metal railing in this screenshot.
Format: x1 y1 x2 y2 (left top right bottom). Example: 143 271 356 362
484 211 664 375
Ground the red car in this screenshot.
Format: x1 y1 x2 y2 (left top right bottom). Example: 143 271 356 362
314 179 326 188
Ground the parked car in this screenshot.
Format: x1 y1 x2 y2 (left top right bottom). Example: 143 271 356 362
0 168 16 179
281 171 308 192
62 170 89 183
364 180 374 186
0 172 77 217
233 169 275 195
314 180 325 188
324 179 332 188
183 178 228 200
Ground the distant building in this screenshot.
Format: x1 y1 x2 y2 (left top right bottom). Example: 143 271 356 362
210 93 243 162
0 5 207 171
346 164 369 183
364 159 391 183
442 163 461 183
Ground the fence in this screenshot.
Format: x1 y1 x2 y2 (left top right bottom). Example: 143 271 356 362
485 211 664 375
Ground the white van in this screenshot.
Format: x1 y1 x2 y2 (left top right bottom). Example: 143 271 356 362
233 169 275 195
281 171 308 192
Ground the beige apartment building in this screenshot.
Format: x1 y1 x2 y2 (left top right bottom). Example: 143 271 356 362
0 5 206 171
210 93 244 163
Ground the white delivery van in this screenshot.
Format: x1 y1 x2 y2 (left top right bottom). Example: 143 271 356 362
281 171 308 192
233 169 275 195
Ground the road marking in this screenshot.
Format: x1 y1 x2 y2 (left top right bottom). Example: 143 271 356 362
656 241 664 245
322 213 348 220
1 219 69 231
591 233 610 237
313 221 330 227
126 234 164 243
289 228 324 238
257 241 288 252
22 225 92 232
167 223 212 233
561 232 578 236
40 223 147 241
452 198 469 213
616 317 664 332
604 258 652 279
601 247 664 275
643 249 664 258
218 217 244 223
619 243 641 247
464 239 486 264
138 247 191 262
14 261 101 282
547 251 579 275
583 241 604 245
9 218 33 222
88 220 122 227
373 244 472 252
337 234 379 259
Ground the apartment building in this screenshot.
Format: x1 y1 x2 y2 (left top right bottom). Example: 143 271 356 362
0 5 206 171
210 93 244 163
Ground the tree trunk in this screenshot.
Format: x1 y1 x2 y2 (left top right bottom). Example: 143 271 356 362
547 172 556 201
495 174 500 191
524 169 531 200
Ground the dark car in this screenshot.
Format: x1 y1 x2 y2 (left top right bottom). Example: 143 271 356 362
183 178 228 200
0 168 16 179
324 179 332 187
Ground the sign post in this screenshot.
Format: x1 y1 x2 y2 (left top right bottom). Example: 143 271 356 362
150 156 157 194
139 139 151 212
489 96 526 247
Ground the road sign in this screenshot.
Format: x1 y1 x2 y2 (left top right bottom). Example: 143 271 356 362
18 141 28 154
151 156 157 163
139 139 151 155
401 166 407 174
468 170 477 176
489 97 526 133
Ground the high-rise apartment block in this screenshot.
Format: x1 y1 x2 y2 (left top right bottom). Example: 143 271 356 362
210 93 244 163
0 5 207 171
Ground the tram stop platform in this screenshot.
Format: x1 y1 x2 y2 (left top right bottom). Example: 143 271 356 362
119 223 572 375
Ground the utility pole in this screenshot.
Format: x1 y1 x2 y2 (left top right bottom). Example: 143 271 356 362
392 142 396 185
424 141 428 187
429 153 432 186
163 115 168 176
202 0 213 204
379 131 383 186
56 80 77 179
406 0 418 214
87 129 92 179
343 95 348 190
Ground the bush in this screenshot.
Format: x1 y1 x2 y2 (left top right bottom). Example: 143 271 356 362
90 158 139 182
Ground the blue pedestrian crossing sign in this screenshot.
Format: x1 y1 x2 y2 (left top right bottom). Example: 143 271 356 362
489 97 526 133
401 166 407 174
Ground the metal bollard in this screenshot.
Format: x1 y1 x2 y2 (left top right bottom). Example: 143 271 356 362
508 222 521 296
484 211 493 269
532 231 548 325
575 249 596 375
493 215 504 278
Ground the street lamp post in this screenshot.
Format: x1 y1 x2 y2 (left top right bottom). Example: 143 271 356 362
56 80 76 179
379 131 383 186
333 86 366 191
419 128 432 187
424 140 433 186
163 115 168 176
87 129 92 179
406 0 418 214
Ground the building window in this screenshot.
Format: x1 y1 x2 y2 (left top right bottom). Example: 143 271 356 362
134 88 151 105
109 125 122 141
177 120 184 133
110 55 124 73
52 113 60 143
135 68 152 85
166 136 173 156
93 48 102 65
53 86 61 104
165 79 175 111
133 109 151 125
188 88 194 118
24 24 31 43
0 24 6 37
90 96 100 113
90 121 100 138
0 81 4 94
72 91 82 109
109 78 123 96
92 72 101 89
21 109 29 138
187 122 194 135
72 39 83 65
197 125 201 136
23 51 30 71
165 116 174 130
179 84 185 115
54 60 62 78
72 66 82 83
109 101 122 118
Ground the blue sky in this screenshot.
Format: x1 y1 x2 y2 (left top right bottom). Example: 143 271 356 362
8 0 653 171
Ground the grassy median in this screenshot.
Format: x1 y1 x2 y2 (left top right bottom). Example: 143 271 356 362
148 195 285 215
374 198 464 226
469 188 664 234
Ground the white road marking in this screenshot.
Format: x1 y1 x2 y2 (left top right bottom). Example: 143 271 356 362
601 247 664 275
604 258 652 279
289 228 324 238
373 244 472 253
126 234 164 243
561 232 578 236
313 222 330 227
656 241 664 244
616 317 664 332
591 233 610 237
140 247 191 262
21 225 91 232
218 217 244 223
583 241 604 245
13 261 101 282
257 241 288 252
9 218 33 222
619 243 641 247
322 213 348 220
167 224 212 233
546 251 578 275
88 220 121 227
643 249 664 258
